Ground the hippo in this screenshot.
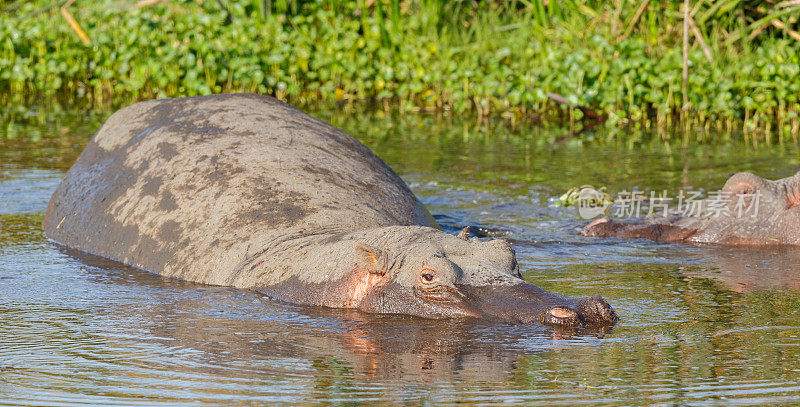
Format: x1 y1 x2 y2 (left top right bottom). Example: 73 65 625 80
43 93 617 326
583 171 800 245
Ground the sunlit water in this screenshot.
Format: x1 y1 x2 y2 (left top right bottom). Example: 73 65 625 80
2 104 800 405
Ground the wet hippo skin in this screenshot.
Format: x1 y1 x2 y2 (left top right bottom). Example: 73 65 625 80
44 94 617 327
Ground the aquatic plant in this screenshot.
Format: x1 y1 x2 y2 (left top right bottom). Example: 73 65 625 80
1 0 799 140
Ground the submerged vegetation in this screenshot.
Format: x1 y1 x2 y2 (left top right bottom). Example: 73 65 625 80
1 0 799 138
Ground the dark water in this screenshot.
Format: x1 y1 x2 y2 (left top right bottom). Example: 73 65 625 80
3 104 800 405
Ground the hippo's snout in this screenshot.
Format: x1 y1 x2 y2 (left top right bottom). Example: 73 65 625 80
582 217 624 237
459 283 618 327
541 295 618 326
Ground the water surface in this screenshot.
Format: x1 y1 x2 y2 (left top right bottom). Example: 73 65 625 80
2 104 800 405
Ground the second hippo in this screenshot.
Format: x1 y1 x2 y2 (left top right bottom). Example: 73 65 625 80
44 94 617 326
584 171 800 245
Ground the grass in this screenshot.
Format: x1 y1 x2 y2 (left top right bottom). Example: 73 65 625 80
1 0 799 140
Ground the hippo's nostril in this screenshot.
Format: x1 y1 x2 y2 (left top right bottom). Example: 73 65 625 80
578 295 619 324
581 218 627 238
583 217 609 233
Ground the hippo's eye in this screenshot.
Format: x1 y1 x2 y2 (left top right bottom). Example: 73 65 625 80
420 269 436 283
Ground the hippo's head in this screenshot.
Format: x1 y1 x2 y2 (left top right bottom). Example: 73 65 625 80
343 226 617 326
583 171 800 245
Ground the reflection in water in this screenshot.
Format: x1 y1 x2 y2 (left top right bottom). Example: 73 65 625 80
681 245 800 292
0 240 613 405
67 247 613 377
3 105 800 404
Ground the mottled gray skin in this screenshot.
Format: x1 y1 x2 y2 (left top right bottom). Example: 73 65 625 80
44 94 617 326
584 171 800 245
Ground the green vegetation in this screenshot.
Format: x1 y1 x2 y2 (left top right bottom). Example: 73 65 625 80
1 0 799 138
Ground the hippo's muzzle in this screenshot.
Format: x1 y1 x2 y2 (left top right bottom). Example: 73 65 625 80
459 282 618 326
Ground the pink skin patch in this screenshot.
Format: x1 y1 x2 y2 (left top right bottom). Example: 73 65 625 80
343 269 385 307
583 217 609 233
549 307 577 319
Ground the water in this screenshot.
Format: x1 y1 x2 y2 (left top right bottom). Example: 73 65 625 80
2 104 800 405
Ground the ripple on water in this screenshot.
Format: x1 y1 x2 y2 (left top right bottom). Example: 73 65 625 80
3 124 800 405
0 167 62 215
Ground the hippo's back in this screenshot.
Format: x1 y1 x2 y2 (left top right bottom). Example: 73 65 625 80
44 94 436 285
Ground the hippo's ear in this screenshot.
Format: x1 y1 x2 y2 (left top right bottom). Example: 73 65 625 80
723 172 766 195
355 242 389 276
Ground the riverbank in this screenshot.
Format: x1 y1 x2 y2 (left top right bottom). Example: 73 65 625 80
2 1 799 138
